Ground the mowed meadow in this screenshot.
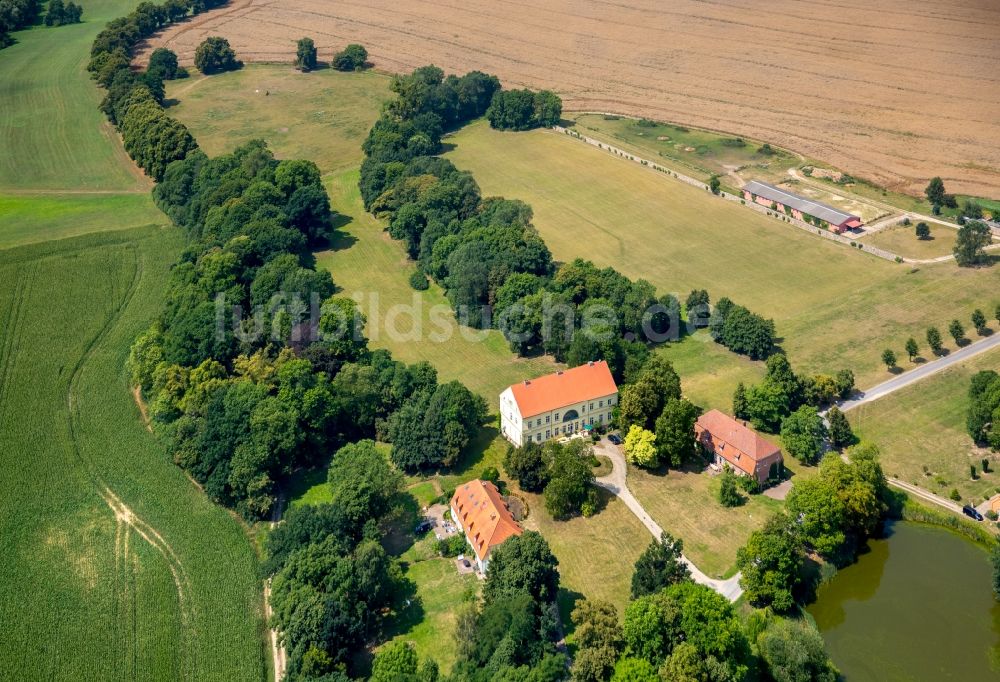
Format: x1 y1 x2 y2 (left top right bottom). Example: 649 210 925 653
444 122 1000 393
1 2 267 678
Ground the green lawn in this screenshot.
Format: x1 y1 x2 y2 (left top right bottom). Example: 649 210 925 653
849 348 1000 507
444 122 1000 394
858 223 961 261
165 65 391 173
658 331 766 412
627 465 784 579
316 171 557 403
0 229 265 680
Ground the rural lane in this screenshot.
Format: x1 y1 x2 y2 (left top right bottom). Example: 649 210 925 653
593 442 744 602
838 332 1000 412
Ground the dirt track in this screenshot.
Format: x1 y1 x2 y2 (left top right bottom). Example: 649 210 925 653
137 0 1000 197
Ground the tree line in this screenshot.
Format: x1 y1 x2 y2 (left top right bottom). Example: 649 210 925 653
968 370 1000 451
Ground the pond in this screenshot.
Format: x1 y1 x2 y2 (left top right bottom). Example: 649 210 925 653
808 521 1000 680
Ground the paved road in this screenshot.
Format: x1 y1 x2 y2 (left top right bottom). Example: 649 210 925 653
593 442 744 602
839 332 1000 412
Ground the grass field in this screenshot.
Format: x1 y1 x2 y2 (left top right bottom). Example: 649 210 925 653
0 0 151 191
316 171 557 402
849 348 1000 507
569 113 798 185
859 224 960 261
627 464 784 578
658 331 766 412
444 122 1000 393
164 66 391 173
0 229 266 680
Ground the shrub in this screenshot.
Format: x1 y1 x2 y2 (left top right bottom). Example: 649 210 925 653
408 269 429 290
295 37 317 71
437 534 467 558
719 470 744 507
333 43 367 71
949 488 962 502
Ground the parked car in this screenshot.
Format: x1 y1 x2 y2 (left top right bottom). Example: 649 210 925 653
962 505 984 521
608 433 622 445
415 520 433 533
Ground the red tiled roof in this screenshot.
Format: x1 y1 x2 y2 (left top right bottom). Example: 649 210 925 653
451 480 522 562
696 409 781 477
508 361 618 418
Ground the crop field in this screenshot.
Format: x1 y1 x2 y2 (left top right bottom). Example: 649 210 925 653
849 347 1000 507
164 65 391 173
141 0 1000 198
444 122 1000 393
0 230 265 680
0 193 163 249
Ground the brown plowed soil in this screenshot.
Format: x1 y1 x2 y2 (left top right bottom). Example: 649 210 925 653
136 0 1000 197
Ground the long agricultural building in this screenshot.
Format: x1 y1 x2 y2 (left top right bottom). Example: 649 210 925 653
743 180 863 233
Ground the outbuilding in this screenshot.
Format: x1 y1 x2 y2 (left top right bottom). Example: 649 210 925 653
743 180 863 233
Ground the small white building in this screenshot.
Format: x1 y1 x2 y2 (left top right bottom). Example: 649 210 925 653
500 360 619 447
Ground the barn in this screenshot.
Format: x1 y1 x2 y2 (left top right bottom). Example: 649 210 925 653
743 180 863 233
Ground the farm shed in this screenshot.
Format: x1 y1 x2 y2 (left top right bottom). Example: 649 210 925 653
743 180 863 233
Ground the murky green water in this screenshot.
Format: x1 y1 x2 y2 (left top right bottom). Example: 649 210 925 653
808 522 1000 680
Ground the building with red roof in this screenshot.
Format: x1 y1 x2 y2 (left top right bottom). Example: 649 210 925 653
695 409 784 485
500 361 619 447
450 479 523 573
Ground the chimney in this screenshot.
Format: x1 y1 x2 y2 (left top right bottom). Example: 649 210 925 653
556 370 563 375
588 360 594 366
523 380 531 386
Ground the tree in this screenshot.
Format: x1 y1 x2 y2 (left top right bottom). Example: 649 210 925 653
543 441 596 520
925 176 946 206
630 532 690 598
483 531 559 604
732 382 749 420
904 337 919 362
333 43 367 71
962 198 984 220
736 515 803 611
654 398 700 468
827 406 854 449
610 658 658 682
757 619 838 682
718 469 744 507
327 440 402 530
194 36 241 74
503 441 550 492
949 319 966 345
571 600 623 682
709 175 721 195
915 221 931 239
972 308 988 335
486 89 562 130
927 326 943 355
295 37 317 71
370 641 419 681
954 220 991 267
148 47 184 80
881 348 896 370
786 477 847 559
624 425 658 468
780 406 826 465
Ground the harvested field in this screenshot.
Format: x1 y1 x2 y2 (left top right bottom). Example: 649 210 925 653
138 0 1000 197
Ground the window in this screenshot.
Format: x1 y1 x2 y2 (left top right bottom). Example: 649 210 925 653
598 414 603 423
554 413 559 421
589 417 594 425
599 400 603 408
536 433 541 442
537 418 542 427
607 412 612 421
590 402 594 410
545 430 551 439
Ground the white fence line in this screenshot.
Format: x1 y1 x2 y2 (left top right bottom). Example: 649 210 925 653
551 126 904 264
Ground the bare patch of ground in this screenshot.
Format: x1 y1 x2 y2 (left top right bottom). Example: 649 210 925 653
138 0 1000 197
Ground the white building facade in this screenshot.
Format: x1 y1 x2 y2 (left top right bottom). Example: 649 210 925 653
500 361 619 447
